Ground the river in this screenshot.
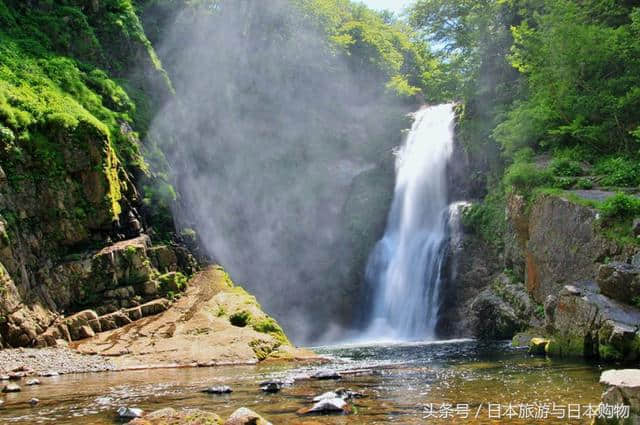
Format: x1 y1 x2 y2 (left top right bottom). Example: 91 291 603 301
0 339 604 424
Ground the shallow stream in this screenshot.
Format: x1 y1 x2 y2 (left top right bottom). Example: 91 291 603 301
0 340 605 424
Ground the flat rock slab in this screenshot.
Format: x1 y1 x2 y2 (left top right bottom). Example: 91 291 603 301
72 266 316 367
601 369 640 389
569 190 616 202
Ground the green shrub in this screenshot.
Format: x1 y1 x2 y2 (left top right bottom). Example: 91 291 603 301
253 317 282 334
252 317 288 345
599 193 640 220
229 310 251 327
595 157 640 187
504 162 552 193
461 191 505 248
158 272 188 293
576 178 594 190
552 176 576 189
550 158 583 177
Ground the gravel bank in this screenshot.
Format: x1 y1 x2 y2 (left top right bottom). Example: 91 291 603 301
0 347 116 376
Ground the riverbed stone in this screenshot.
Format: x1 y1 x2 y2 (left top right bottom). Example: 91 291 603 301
8 371 27 380
26 378 40 386
138 408 222 424
202 385 233 394
29 398 39 406
312 370 342 380
118 407 144 419
2 383 20 393
313 388 364 402
594 369 640 424
224 407 272 425
260 381 284 393
298 398 350 415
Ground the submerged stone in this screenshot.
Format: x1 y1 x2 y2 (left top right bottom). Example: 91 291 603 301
224 407 272 425
117 407 144 419
312 388 364 402
202 385 232 394
260 381 284 393
298 398 350 415
2 383 20 393
311 370 342 380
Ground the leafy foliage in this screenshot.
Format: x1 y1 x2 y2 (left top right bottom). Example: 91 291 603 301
461 190 506 248
594 157 640 187
504 162 552 195
599 193 640 220
409 0 640 248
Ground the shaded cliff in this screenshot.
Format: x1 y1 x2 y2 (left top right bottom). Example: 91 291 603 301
0 0 300 358
441 162 640 361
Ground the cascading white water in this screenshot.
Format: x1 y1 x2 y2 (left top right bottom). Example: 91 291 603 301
364 104 456 340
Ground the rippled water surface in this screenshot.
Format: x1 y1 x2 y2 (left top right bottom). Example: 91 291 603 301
0 340 605 424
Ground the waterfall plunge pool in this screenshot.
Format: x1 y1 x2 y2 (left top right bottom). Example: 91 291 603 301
0 339 604 424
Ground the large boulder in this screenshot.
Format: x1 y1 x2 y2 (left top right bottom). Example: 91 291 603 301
63 310 99 341
469 287 527 340
548 283 640 361
224 407 272 425
594 369 640 424
597 262 640 305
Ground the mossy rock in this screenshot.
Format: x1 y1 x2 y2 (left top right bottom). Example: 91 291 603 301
546 336 591 358
528 337 550 355
252 317 290 345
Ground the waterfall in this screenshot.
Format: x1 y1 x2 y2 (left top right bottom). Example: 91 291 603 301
364 104 456 340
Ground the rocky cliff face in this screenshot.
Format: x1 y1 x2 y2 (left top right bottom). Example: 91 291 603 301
0 0 297 356
443 175 640 361
515 194 631 303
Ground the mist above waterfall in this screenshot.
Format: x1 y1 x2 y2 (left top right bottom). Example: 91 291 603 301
145 0 413 343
